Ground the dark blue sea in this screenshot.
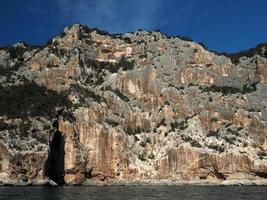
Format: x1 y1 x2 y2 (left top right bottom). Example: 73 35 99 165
0 186 266 200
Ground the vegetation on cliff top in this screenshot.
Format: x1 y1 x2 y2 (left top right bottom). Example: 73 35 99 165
0 81 72 119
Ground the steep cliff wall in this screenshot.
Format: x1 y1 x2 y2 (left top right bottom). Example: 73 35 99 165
0 24 267 185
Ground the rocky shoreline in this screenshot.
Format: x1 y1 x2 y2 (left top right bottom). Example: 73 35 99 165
1 179 267 186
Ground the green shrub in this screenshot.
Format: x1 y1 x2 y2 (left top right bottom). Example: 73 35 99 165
156 118 166 128
178 121 188 130
211 117 219 123
124 126 144 135
19 121 31 138
123 37 132 44
200 85 242 95
208 144 225 153
178 36 193 42
138 153 146 161
7 46 27 59
32 131 48 144
190 140 202 148
94 28 110 36
223 136 235 144
181 135 192 142
70 84 105 104
0 61 23 80
0 120 16 131
170 121 179 131
84 57 134 74
148 153 155 159
61 111 76 122
207 130 219 138
140 141 146 147
146 138 151 144
105 86 130 102
104 119 119 127
227 128 240 136
0 82 72 119
242 82 258 93
117 57 135 71
222 43 267 64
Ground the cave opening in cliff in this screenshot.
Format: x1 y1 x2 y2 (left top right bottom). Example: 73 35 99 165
45 121 65 185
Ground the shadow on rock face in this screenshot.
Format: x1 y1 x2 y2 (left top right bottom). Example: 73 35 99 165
44 123 65 185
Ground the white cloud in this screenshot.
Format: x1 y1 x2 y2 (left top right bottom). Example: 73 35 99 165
53 0 166 32
24 0 198 33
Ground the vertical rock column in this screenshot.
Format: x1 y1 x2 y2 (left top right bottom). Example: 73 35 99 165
59 120 86 185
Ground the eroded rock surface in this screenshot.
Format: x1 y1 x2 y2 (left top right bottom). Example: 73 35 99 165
0 24 267 185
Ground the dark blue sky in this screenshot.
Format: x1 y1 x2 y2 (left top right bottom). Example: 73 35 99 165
1 0 267 53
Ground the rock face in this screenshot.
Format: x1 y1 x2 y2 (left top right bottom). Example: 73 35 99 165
0 24 267 185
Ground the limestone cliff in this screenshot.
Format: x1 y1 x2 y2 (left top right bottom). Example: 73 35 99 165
0 24 267 185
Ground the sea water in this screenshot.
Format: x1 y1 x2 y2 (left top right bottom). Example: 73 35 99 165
0 185 266 200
